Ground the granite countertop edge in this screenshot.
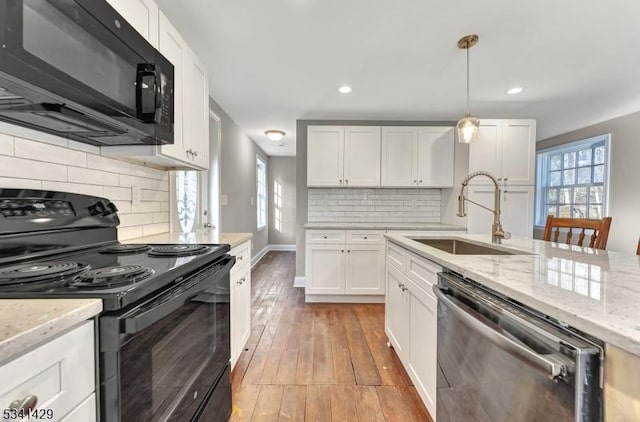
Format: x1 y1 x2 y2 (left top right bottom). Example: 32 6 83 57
0 299 102 364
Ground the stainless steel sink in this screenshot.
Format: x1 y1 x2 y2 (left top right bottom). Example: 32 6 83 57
410 238 529 255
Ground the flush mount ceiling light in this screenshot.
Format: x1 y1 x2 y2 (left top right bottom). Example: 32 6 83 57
507 86 524 95
338 85 352 94
265 130 285 142
456 34 480 144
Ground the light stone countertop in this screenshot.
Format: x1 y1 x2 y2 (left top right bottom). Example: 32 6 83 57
385 233 640 356
304 222 466 231
123 231 253 249
0 299 102 364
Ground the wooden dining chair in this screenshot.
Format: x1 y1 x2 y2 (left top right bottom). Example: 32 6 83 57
636 238 640 255
542 215 612 250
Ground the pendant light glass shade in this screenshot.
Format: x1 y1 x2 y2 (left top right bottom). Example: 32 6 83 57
457 113 480 143
456 34 480 144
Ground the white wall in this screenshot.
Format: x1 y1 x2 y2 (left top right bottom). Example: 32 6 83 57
536 110 640 253
0 123 169 240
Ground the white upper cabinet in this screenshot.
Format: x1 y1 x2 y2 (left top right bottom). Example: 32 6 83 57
468 119 536 185
382 126 454 187
182 46 210 169
307 126 380 187
106 0 159 47
466 185 534 237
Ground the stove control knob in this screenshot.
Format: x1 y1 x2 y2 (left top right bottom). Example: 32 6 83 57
106 201 118 215
88 201 106 216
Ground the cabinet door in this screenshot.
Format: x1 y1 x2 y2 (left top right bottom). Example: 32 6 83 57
381 127 417 187
345 245 385 295
344 126 381 187
408 284 438 419
416 127 455 187
305 244 345 294
466 186 496 235
501 120 536 185
385 266 410 362
158 13 185 161
182 46 210 169
106 0 158 47
230 263 251 368
307 126 344 186
502 186 535 238
468 122 501 183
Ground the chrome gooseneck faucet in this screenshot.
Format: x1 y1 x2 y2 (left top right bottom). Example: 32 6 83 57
457 171 510 244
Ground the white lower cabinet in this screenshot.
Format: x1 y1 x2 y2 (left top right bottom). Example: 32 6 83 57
230 240 252 369
305 230 385 299
385 241 439 419
0 321 97 422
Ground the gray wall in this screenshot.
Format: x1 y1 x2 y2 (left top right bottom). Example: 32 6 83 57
268 156 296 245
534 110 640 253
210 98 268 257
296 119 457 278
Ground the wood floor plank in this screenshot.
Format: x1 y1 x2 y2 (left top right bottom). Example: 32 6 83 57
305 385 332 421
278 385 305 422
230 383 261 422
329 385 359 421
295 308 315 385
342 306 382 386
353 386 385 422
377 386 431 422
312 306 336 384
252 385 284 422
327 307 356 385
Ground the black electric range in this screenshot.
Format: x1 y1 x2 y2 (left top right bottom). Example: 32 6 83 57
0 189 234 422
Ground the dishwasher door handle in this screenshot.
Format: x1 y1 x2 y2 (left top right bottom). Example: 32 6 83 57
433 285 568 381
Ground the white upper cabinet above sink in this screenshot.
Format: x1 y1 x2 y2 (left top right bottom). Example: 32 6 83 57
381 126 454 188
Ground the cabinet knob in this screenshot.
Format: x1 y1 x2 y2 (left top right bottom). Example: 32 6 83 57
419 179 423 183
237 256 243 260
347 250 351 253
413 180 417 183
323 236 328 239
364 236 368 239
8 395 37 412
341 249 344 253
339 179 343 184
237 277 246 285
345 179 348 184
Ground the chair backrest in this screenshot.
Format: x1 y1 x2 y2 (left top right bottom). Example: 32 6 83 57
542 215 612 250
637 238 640 256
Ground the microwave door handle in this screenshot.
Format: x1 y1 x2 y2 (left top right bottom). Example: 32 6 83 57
432 285 569 381
123 258 234 334
136 64 159 123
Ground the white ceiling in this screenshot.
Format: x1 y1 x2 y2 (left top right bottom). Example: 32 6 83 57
156 0 640 157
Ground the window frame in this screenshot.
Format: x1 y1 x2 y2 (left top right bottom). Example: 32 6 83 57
256 156 267 231
534 134 610 227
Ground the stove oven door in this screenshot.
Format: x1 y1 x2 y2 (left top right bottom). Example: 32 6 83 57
100 256 234 422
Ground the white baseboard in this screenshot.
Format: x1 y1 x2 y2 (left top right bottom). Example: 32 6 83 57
305 294 385 304
293 276 306 287
251 243 298 267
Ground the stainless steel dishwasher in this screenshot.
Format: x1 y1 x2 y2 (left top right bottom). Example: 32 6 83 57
433 272 602 422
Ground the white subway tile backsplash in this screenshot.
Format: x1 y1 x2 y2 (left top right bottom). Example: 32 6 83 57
15 137 87 168
0 134 14 155
308 187 442 224
0 124 170 240
0 155 67 181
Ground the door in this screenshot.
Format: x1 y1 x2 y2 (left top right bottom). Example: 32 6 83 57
466 186 496 235
182 46 209 169
158 12 185 159
343 126 381 187
381 127 417 186
502 186 535 238
468 122 501 183
105 0 158 47
417 127 455 187
345 245 385 295
385 266 410 362
501 120 536 185
408 283 438 419
305 244 345 294
307 126 344 186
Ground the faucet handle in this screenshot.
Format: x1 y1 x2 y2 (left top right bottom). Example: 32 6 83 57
503 231 511 240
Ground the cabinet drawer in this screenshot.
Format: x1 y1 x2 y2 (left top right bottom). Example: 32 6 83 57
346 230 385 244
306 230 346 244
386 241 407 271
0 321 95 420
230 240 251 274
59 393 96 422
231 260 250 285
407 251 441 290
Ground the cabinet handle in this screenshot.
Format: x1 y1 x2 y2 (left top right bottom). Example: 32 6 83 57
345 179 348 184
237 277 246 285
341 249 344 253
193 150 198 157
413 179 417 184
237 256 243 261
8 395 38 413
347 250 351 253
419 179 423 183
339 179 343 185
323 236 328 239
504 177 508 181
364 236 368 240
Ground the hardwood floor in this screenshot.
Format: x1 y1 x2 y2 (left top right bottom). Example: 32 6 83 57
230 251 432 422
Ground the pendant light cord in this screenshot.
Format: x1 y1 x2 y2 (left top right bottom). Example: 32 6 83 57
466 44 470 115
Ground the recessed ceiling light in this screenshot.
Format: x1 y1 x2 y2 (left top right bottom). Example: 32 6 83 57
507 86 524 95
338 85 352 94
265 130 285 141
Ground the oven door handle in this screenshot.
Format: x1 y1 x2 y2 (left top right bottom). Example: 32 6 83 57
122 257 234 334
433 285 570 381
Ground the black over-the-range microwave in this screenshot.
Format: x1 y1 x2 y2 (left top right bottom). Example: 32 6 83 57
0 0 174 146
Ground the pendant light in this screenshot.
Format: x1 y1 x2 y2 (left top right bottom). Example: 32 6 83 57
456 34 480 144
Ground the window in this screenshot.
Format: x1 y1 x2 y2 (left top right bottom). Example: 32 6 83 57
274 181 282 232
256 156 267 230
176 171 198 232
535 134 609 226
